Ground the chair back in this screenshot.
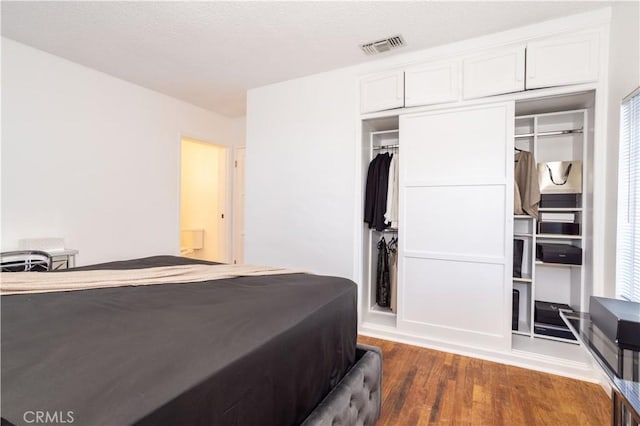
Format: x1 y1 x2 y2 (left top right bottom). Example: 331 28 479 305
0 250 52 272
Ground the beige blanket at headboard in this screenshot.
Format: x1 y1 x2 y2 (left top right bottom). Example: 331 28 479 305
0 264 300 295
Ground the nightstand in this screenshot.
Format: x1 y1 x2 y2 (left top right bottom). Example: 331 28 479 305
47 249 78 270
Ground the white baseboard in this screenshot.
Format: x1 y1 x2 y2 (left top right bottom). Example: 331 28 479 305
359 322 606 386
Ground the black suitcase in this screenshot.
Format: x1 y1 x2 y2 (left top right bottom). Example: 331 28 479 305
534 301 576 341
534 300 573 326
536 243 582 265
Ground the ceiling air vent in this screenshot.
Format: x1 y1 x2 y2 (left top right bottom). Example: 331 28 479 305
360 35 405 56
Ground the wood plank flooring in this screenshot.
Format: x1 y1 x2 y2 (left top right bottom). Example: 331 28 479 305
358 336 610 425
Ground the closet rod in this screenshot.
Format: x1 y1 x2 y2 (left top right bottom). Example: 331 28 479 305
515 129 583 139
373 144 399 150
537 129 583 137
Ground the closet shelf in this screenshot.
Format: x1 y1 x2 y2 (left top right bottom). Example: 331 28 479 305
373 227 398 233
514 233 533 238
538 207 582 212
514 214 534 219
533 333 579 345
535 261 581 268
370 129 399 136
370 304 396 317
536 234 582 240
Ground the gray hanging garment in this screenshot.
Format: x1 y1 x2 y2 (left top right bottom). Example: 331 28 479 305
376 237 391 308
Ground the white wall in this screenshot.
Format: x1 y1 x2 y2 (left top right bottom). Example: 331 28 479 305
1 38 236 265
603 2 640 296
245 68 359 278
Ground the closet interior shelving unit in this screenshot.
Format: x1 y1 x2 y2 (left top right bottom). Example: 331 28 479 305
511 92 594 361
362 117 399 328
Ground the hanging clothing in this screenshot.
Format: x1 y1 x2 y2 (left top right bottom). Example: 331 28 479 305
364 153 393 231
387 237 398 313
514 151 540 219
514 181 524 215
376 237 391 308
384 153 399 228
364 155 380 226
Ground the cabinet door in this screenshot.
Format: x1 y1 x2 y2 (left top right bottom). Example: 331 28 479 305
526 32 599 89
463 45 525 99
405 60 460 107
398 102 514 351
360 70 404 114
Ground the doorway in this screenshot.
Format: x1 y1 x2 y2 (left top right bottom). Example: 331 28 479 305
180 137 228 263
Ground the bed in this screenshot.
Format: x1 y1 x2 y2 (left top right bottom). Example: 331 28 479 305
1 256 381 426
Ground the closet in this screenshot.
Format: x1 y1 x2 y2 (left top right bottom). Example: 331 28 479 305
362 117 400 328
362 102 515 351
511 92 594 355
360 91 596 371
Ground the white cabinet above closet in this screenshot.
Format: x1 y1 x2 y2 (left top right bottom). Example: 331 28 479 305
526 32 600 89
360 29 603 114
404 60 460 107
360 70 404 114
463 45 525 100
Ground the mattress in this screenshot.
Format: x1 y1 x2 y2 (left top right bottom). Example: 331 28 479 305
1 256 357 425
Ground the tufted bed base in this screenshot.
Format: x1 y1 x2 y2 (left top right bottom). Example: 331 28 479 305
303 344 383 426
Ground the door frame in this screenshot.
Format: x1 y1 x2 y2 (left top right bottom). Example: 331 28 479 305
232 146 246 264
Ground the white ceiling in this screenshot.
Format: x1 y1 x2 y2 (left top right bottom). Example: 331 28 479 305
1 1 611 117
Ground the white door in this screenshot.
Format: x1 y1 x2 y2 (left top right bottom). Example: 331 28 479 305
526 32 599 89
233 147 246 264
463 45 525 99
360 70 404 114
405 59 460 107
397 102 514 351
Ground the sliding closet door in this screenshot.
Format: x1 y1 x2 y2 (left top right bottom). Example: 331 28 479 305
398 102 514 351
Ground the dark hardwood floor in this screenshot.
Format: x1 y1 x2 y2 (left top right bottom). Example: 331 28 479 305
358 336 610 425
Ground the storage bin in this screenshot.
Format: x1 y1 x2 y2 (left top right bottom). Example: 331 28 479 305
536 243 582 265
